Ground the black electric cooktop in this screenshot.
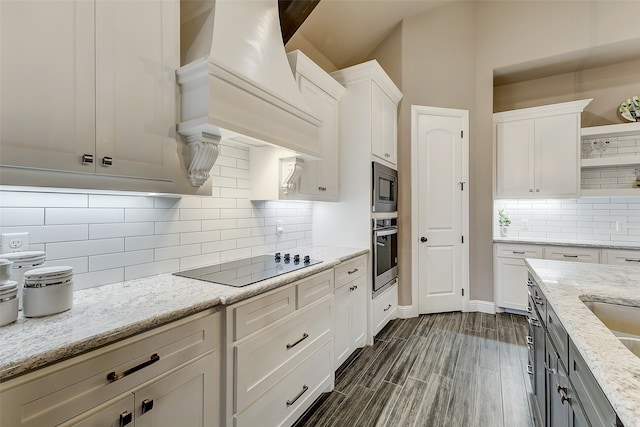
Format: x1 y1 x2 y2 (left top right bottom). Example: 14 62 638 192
173 253 321 287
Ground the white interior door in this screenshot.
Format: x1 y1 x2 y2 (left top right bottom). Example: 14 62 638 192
412 106 468 314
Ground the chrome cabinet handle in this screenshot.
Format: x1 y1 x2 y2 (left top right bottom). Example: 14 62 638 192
119 411 133 427
384 304 392 312
526 336 534 346
81 154 94 164
286 384 309 406
526 365 534 375
529 189 534 192
563 254 578 258
512 251 525 254
544 363 557 374
420 237 428 243
560 390 571 405
534 296 543 305
141 398 154 414
107 353 160 383
286 333 309 350
349 285 358 292
347 268 359 275
624 258 640 262
528 318 540 328
102 156 113 167
526 279 533 287
318 186 327 192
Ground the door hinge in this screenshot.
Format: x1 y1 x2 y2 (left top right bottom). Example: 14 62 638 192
461 235 464 243
462 288 465 296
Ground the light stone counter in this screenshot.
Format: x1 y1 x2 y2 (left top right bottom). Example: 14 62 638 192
526 258 640 427
495 236 640 250
0 246 368 382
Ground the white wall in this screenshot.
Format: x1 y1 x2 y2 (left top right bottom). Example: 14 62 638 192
0 142 313 290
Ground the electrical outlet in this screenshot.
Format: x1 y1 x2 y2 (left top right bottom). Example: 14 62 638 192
275 219 284 235
1 232 30 253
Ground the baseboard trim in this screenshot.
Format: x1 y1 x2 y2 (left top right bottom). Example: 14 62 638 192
466 300 496 314
397 305 418 319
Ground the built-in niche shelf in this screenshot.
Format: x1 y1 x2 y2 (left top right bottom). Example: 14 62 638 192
580 122 640 197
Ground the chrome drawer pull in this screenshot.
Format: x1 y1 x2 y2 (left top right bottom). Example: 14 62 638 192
544 363 557 374
350 285 358 292
286 384 309 406
624 258 640 262
534 296 543 305
512 251 525 254
563 254 578 258
528 318 540 328
526 365 534 375
81 153 94 164
527 304 532 313
526 336 534 345
102 156 113 167
347 268 359 275
384 304 392 312
107 353 160 383
286 333 309 350
119 411 133 427
526 279 533 287
560 390 571 405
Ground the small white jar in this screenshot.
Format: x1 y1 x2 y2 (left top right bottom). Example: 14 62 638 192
0 282 19 326
0 251 46 310
23 266 73 318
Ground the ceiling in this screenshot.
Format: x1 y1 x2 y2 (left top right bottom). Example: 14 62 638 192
293 0 449 69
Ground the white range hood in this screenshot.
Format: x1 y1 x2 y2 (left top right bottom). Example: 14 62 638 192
177 0 320 187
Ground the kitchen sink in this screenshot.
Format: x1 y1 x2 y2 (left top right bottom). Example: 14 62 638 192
619 337 640 358
583 300 640 358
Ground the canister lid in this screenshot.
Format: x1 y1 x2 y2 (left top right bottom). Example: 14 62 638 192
24 266 73 281
0 251 46 266
0 280 18 294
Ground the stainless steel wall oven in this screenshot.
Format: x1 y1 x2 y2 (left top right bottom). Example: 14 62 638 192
373 217 398 295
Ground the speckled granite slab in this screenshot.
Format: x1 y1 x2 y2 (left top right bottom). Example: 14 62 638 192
526 258 640 427
494 236 640 250
0 246 368 382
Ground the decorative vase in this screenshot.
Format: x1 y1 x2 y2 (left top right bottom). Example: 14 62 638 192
500 226 508 237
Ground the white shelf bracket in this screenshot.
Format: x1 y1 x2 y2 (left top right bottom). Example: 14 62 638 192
180 131 221 187
281 158 304 195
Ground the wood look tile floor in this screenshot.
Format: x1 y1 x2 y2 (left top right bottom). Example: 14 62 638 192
294 312 534 427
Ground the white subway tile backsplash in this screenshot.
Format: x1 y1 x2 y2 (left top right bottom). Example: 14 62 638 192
0 191 87 208
46 208 124 225
0 208 45 226
0 143 313 290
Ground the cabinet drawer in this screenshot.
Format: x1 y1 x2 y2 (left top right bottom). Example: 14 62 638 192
372 282 397 336
569 339 617 427
234 297 333 413
496 244 543 259
334 256 366 288
1 309 220 427
546 304 568 367
232 286 296 341
543 246 599 263
601 249 640 266
234 340 333 427
296 270 333 309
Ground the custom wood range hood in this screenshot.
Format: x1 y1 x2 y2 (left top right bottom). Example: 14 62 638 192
177 0 321 187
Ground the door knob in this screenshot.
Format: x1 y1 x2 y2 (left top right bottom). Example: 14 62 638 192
420 237 428 243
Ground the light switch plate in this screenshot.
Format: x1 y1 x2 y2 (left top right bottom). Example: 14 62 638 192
1 232 30 253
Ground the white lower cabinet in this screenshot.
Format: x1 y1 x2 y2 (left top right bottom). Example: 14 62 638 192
494 244 543 311
0 309 222 427
601 249 640 266
333 255 367 368
226 270 336 427
372 281 398 336
543 246 599 263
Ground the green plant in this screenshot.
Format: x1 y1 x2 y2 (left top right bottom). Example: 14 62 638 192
498 209 511 226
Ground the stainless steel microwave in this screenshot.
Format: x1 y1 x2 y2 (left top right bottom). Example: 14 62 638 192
372 161 397 213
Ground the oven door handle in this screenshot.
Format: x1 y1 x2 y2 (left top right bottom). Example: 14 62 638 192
374 228 398 237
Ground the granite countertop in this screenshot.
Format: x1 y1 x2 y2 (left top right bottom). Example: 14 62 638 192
525 258 640 427
0 246 368 382
495 236 640 250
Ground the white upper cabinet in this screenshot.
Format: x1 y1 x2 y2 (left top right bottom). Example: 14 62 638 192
494 99 592 199
0 0 95 173
371 81 398 166
0 0 180 191
288 50 345 201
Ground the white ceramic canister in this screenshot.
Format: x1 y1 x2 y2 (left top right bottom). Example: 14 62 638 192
23 266 73 318
0 282 19 326
0 251 46 310
0 259 13 282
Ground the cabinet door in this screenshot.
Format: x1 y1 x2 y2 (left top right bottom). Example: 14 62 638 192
349 274 367 348
546 338 569 427
297 79 339 201
382 92 398 166
371 82 386 162
95 0 178 181
535 114 580 198
495 256 529 311
495 120 535 197
135 353 219 427
0 0 95 173
334 283 352 368
58 394 135 427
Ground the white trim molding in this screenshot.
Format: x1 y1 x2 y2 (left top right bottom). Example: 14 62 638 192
397 305 418 319
466 300 497 314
